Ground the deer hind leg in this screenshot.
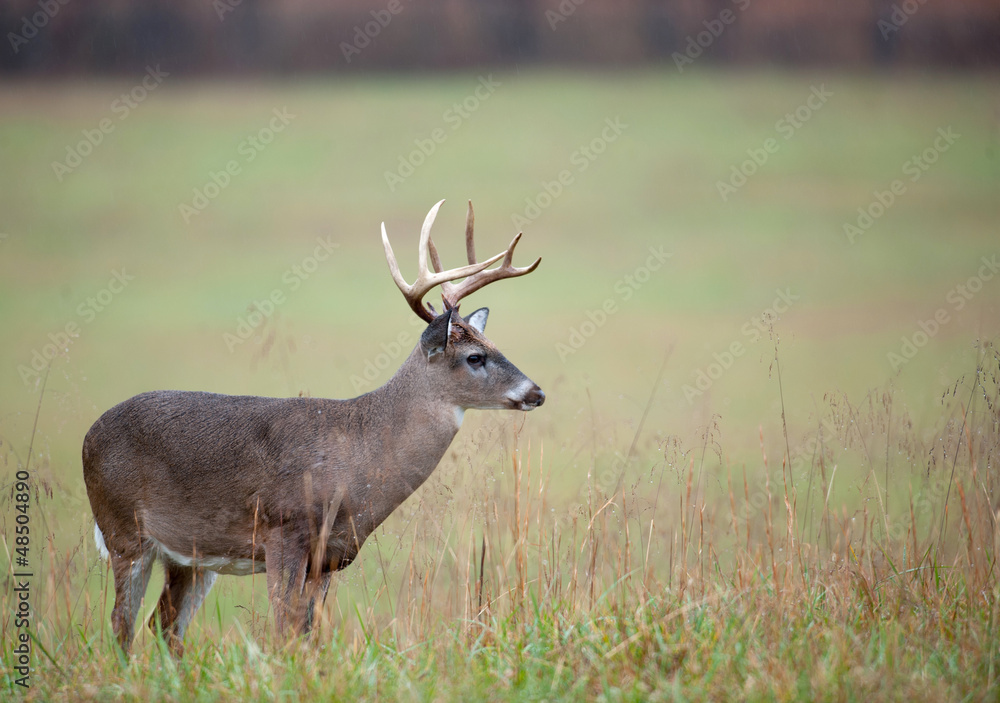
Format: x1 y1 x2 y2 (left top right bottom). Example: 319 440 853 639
149 561 218 656
108 546 156 655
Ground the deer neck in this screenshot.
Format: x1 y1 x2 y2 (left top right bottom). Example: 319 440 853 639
346 345 462 520
376 344 462 436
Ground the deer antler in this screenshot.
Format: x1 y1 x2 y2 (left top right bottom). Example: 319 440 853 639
382 200 504 322
433 200 541 311
382 200 541 322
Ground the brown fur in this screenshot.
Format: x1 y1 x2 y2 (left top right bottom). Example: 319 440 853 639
83 309 543 654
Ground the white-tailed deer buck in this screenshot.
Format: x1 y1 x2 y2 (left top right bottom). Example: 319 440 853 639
83 200 543 655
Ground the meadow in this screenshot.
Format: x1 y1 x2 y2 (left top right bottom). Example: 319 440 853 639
1 69 999 700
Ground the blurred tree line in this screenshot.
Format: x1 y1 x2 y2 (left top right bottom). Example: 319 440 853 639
2 0 998 74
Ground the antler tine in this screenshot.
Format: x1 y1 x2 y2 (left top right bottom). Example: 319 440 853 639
465 200 476 266
428 199 476 274
382 199 504 322
427 236 443 274
381 221 432 321
415 198 442 279
440 229 542 311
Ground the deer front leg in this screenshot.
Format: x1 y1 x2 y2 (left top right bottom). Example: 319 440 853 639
264 526 311 639
303 571 332 634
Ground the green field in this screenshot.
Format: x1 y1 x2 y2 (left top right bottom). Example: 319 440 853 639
2 70 999 700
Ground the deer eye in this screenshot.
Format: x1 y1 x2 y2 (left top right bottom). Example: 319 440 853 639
466 354 485 368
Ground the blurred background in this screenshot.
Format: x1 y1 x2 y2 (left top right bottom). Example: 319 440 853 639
2 0 999 73
1 0 999 656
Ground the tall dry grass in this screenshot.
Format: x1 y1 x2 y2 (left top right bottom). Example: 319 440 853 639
3 339 999 700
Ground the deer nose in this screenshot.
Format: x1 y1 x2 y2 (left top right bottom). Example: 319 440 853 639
523 385 545 408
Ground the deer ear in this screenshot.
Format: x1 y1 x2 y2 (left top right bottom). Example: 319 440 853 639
420 312 451 360
464 307 489 334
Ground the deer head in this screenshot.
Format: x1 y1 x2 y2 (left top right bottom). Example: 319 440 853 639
381 199 544 413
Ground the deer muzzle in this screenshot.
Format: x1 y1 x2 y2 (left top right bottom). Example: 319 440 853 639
507 379 545 411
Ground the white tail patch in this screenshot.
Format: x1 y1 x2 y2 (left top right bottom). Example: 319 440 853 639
94 523 110 560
